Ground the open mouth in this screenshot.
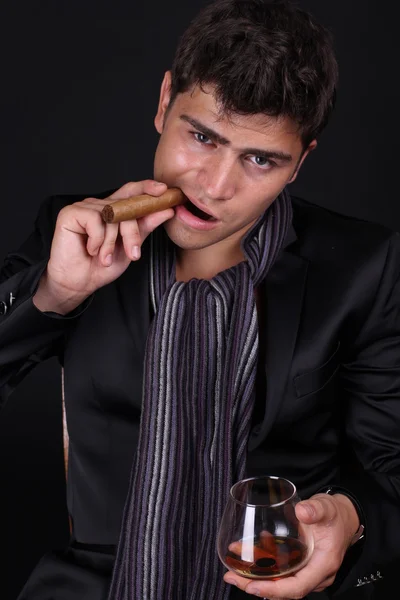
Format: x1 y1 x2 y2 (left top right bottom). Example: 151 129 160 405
185 201 216 221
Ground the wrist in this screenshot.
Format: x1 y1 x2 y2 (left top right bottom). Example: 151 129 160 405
317 485 365 548
33 270 89 315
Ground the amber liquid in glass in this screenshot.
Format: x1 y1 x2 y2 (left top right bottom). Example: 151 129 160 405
225 535 307 579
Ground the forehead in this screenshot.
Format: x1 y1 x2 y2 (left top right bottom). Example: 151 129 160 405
172 84 302 147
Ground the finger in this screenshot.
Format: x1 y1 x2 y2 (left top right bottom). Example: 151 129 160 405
224 571 309 600
108 180 167 202
223 546 336 599
60 205 106 257
227 540 243 554
119 219 143 261
79 197 112 208
98 223 119 266
138 208 175 240
84 215 106 257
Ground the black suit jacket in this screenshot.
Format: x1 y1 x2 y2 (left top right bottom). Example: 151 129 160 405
1 192 400 598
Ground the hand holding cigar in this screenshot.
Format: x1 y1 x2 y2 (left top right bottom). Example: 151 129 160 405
101 187 186 224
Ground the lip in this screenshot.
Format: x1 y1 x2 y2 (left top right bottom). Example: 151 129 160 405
175 202 220 231
183 194 218 220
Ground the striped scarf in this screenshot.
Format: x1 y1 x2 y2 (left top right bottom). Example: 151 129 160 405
108 189 292 600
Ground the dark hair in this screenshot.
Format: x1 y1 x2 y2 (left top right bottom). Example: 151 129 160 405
170 0 339 145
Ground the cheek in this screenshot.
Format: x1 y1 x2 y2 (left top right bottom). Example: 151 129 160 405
168 150 204 188
246 177 291 212
156 138 195 177
235 192 279 222
173 144 193 172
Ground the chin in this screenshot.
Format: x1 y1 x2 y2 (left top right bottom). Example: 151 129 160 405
162 221 216 251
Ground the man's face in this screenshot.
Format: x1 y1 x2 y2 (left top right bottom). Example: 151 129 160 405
154 72 315 252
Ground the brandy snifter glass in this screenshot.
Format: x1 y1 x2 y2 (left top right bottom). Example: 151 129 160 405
217 476 314 583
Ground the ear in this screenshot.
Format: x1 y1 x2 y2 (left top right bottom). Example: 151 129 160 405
154 71 173 134
288 139 318 184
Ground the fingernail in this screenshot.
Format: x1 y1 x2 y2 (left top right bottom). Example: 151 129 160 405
132 246 141 260
225 578 237 587
105 254 113 266
153 181 165 186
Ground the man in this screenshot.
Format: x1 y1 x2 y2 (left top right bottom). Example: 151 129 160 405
1 0 399 598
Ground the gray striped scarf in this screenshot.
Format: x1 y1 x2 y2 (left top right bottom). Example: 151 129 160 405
108 189 292 599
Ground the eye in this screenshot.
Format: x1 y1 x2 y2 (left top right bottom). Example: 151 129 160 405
249 155 272 168
193 132 212 144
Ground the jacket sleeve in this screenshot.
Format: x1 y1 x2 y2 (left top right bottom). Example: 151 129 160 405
331 232 400 595
0 195 90 407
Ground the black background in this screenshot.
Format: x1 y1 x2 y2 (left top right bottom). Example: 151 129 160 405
0 1 398 598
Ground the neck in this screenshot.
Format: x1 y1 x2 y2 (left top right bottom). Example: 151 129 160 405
176 240 245 282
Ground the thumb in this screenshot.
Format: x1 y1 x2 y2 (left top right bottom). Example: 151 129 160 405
296 501 319 524
296 494 336 524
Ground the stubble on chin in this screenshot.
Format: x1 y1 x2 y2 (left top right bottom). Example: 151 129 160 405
162 218 219 251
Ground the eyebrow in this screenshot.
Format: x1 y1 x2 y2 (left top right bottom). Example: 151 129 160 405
180 114 293 162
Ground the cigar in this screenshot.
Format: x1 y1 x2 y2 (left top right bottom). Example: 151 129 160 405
101 187 186 224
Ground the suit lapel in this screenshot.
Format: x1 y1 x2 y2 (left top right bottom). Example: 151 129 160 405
249 246 309 449
116 241 151 360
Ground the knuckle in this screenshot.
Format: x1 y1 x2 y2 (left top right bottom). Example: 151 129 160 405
108 179 164 202
102 239 117 251
87 219 105 237
81 197 109 209
76 197 101 209
108 182 141 201
57 204 74 219
103 223 119 240
312 496 332 519
88 234 104 248
143 179 166 192
120 181 138 192
114 181 140 196
125 233 142 248
87 221 106 238
120 221 140 238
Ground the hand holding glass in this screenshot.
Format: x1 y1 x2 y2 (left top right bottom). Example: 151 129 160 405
217 476 314 583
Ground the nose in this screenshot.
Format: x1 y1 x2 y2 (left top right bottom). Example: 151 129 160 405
198 154 236 201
